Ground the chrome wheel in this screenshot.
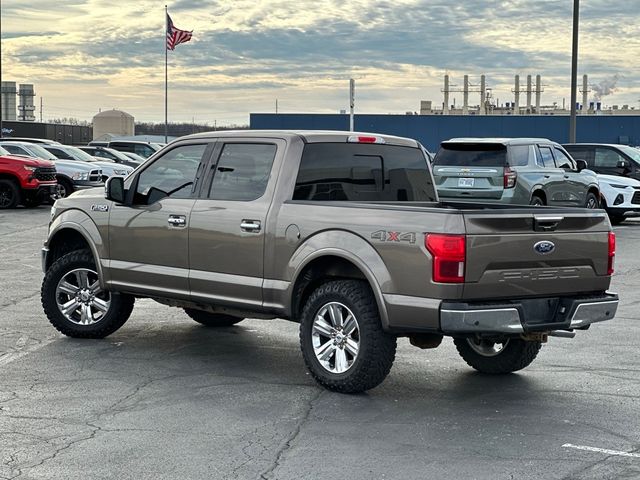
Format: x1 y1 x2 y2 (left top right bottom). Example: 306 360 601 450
56 183 68 199
466 337 510 357
55 268 111 325
312 302 360 374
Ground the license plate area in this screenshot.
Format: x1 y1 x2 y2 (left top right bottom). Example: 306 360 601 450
458 177 475 188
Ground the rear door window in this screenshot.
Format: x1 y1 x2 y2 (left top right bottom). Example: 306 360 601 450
208 143 277 201
434 144 507 166
293 143 436 202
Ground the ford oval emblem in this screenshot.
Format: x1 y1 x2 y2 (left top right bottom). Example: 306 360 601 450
534 240 555 255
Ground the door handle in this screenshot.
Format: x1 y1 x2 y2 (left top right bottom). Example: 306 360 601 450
168 215 186 227
564 175 570 179
544 175 551 179
240 220 261 232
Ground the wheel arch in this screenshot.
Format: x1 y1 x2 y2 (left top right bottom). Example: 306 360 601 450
46 213 106 284
287 232 392 329
530 188 547 203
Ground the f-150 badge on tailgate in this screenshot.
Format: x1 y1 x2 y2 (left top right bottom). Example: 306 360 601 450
371 230 416 244
534 240 555 255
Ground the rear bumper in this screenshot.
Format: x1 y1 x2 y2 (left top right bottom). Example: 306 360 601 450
440 293 618 335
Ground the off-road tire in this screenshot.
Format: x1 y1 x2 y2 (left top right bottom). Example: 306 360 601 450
184 308 244 327
453 337 541 374
299 280 397 393
41 249 134 338
0 179 20 209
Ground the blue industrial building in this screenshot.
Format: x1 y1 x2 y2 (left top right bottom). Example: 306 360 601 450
250 114 640 152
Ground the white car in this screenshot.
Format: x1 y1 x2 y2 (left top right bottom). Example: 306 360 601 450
598 174 640 224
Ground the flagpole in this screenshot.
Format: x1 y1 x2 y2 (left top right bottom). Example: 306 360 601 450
164 5 168 143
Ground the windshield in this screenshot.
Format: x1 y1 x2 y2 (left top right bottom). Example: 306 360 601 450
65 146 101 162
24 144 58 161
618 146 640 164
105 148 135 162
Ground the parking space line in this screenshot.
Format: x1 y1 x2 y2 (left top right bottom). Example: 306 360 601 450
562 443 640 458
0 337 57 367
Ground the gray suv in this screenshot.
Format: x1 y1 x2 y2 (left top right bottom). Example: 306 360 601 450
433 138 600 208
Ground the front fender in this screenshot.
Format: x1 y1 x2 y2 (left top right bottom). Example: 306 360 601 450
286 230 393 329
46 209 107 286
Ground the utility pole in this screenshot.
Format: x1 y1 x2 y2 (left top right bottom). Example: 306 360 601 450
569 0 580 142
40 97 43 122
275 99 278 114
349 78 355 131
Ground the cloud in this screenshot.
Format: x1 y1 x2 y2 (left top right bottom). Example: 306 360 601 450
2 0 639 124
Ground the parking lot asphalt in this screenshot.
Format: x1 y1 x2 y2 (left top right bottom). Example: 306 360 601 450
0 206 638 480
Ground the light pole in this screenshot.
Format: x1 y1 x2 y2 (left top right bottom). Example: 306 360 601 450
569 0 580 143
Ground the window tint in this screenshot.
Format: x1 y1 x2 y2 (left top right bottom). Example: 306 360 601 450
595 148 624 168
554 148 574 169
111 143 134 153
434 144 507 167
2 145 27 156
538 146 556 168
509 145 531 167
208 143 277 201
293 143 437 202
135 144 206 202
46 147 72 160
564 146 592 164
135 145 154 157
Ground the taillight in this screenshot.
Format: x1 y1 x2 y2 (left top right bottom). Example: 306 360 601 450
504 166 517 188
608 231 615 275
425 234 466 283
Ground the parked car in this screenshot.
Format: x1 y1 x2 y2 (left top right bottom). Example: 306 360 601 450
42 145 133 180
0 137 61 145
41 130 617 393
0 142 103 198
0 146 57 208
89 140 161 158
595 174 640 224
432 138 601 208
563 143 640 181
78 146 143 168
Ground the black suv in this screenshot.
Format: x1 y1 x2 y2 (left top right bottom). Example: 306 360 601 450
563 144 640 181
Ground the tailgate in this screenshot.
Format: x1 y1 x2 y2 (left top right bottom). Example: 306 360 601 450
433 165 504 199
462 209 612 299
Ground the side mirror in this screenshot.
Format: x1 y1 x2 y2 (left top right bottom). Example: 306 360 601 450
575 159 588 172
105 176 125 204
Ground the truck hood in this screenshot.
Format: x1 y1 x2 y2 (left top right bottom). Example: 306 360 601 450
53 159 97 172
0 154 55 168
597 174 640 187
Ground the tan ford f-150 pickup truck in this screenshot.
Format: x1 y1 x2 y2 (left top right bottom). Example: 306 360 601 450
41 130 618 393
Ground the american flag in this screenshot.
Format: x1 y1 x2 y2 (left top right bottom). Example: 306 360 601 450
166 13 192 51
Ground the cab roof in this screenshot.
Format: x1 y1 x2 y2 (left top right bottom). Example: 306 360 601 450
182 130 420 147
444 137 559 146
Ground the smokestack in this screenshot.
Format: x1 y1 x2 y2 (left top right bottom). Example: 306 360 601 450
463 75 469 115
535 75 541 114
526 75 532 113
582 74 588 113
480 75 486 115
444 75 450 115
514 75 520 115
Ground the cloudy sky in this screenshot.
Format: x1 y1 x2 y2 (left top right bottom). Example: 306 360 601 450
3 0 640 125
